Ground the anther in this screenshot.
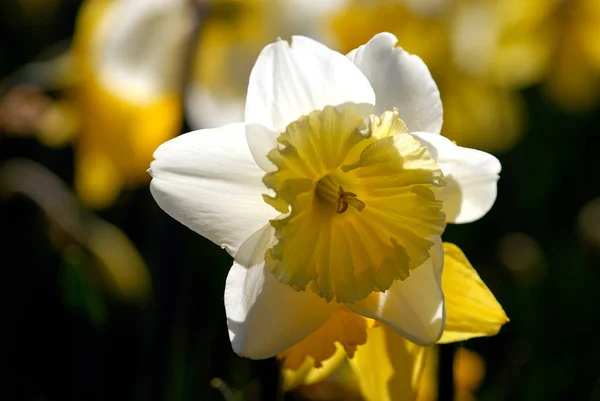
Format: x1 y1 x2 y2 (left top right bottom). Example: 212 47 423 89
336 186 365 214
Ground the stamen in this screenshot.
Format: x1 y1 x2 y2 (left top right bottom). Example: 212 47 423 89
337 186 365 214
316 175 365 214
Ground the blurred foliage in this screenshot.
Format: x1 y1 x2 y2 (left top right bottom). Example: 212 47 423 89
1 0 600 400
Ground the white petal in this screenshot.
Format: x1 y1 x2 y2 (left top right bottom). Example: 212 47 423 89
245 124 281 172
235 222 278 268
149 123 277 256
347 236 445 346
245 35 376 167
347 32 443 134
93 0 195 102
411 131 501 224
225 260 335 359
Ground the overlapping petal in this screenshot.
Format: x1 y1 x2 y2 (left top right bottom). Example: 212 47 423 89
347 32 443 134
347 237 445 346
280 242 507 398
278 308 368 371
438 243 509 343
282 343 348 391
245 35 376 171
411 131 501 223
149 123 277 256
350 324 426 401
225 261 336 359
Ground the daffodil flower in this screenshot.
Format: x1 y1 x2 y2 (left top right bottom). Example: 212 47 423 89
73 0 195 208
150 33 501 358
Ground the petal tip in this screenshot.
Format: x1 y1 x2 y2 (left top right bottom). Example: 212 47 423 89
376 31 399 46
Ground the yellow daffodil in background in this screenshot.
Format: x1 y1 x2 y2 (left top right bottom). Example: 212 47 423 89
448 0 600 114
332 0 600 132
329 0 531 152
541 0 600 113
71 0 196 208
284 244 507 401
417 346 486 401
186 0 344 129
150 30 502 382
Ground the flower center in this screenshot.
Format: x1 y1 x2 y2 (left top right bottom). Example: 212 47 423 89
262 105 446 303
315 175 365 214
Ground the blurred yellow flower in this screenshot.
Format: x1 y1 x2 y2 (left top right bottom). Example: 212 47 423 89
542 0 600 113
186 0 341 129
283 243 508 401
332 0 600 127
446 0 600 113
329 0 543 152
416 346 486 401
188 0 600 150
71 0 196 208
